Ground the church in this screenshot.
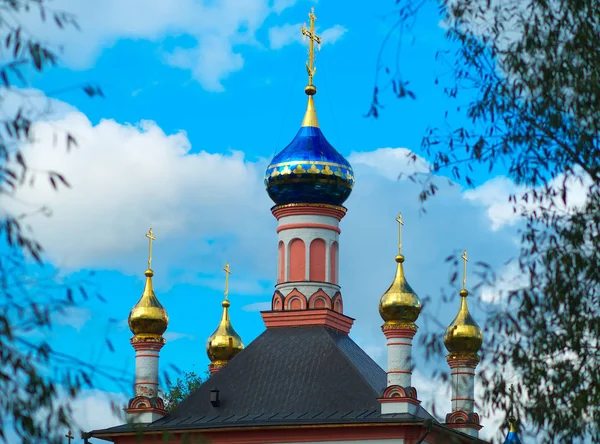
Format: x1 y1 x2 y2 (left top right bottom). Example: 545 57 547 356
88 8 522 444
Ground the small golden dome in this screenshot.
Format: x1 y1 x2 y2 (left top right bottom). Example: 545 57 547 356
128 269 169 338
379 254 422 326
444 289 483 356
206 299 244 366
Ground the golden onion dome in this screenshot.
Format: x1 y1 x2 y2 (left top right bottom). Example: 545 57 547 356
128 269 169 338
206 299 244 366
379 254 422 326
444 289 483 356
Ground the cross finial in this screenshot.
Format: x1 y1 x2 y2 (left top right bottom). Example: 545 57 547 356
145 228 156 270
461 249 469 290
223 262 232 300
508 384 517 428
301 6 322 87
395 212 405 255
65 430 74 444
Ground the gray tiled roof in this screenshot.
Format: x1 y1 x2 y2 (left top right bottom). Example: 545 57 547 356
91 325 437 435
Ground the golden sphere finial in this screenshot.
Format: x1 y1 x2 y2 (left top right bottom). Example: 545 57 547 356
145 269 154 278
459 288 468 297
395 254 405 264
305 84 317 95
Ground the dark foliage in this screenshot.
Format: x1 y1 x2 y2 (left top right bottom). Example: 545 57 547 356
162 370 207 412
370 0 600 442
0 1 116 443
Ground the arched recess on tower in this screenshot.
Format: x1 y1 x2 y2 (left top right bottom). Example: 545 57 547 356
289 238 306 281
330 241 339 284
278 240 285 283
309 238 326 281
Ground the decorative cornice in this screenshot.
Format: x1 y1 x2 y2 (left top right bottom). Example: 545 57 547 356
381 385 418 400
126 396 166 413
261 308 354 334
131 335 166 344
276 222 341 234
378 385 421 406
272 203 347 221
382 323 417 339
209 362 226 375
444 411 482 430
446 353 480 368
382 321 417 331
131 337 166 351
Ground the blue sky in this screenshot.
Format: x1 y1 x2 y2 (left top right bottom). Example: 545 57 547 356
3 0 554 441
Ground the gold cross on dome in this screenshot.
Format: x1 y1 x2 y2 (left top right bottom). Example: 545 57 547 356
223 262 232 300
301 6 321 86
145 228 156 269
395 212 404 254
461 249 469 290
65 430 74 444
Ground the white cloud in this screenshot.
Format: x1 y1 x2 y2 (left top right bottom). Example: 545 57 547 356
268 22 348 50
320 24 348 44
164 331 195 342
349 147 430 181
7 111 274 284
164 36 244 92
21 0 301 91
269 22 303 49
463 176 522 231
480 260 528 304
68 389 127 440
465 171 592 231
54 306 92 331
272 0 297 14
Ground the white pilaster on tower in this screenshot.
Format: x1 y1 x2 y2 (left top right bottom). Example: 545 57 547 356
126 338 167 424
384 327 416 387
444 355 481 438
450 359 476 413
133 341 163 398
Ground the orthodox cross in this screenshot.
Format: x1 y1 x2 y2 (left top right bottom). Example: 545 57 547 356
301 6 321 86
395 212 404 255
145 228 156 269
461 249 469 290
65 430 74 444
508 384 517 425
509 384 515 413
223 262 232 300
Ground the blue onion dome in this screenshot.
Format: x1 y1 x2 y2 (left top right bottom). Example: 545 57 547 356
265 91 354 206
